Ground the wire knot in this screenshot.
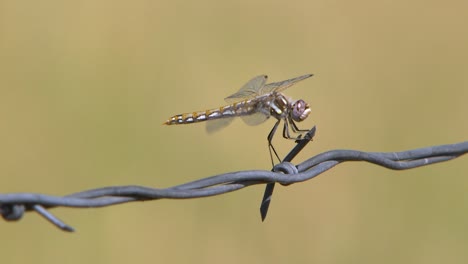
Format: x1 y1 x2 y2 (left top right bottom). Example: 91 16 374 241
273 162 298 186
0 204 25 221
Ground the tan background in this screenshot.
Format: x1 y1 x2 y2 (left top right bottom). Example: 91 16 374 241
1 0 468 263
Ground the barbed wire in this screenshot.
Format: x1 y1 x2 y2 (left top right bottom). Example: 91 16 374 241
1 126 467 232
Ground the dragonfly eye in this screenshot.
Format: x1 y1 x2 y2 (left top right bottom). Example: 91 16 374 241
291 99 311 122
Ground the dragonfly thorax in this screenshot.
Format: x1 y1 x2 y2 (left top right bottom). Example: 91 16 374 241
269 93 290 119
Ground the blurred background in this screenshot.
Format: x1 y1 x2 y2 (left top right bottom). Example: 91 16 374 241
1 0 467 263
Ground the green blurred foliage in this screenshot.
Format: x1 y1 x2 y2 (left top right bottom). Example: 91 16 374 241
0 0 467 263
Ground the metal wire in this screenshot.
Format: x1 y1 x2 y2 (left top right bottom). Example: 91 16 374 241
1 126 466 232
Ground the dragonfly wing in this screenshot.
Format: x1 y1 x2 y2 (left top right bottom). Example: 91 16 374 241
206 111 270 133
224 75 268 103
240 112 270 126
260 74 313 94
206 117 235 134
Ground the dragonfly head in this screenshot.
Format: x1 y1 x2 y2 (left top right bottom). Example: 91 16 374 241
291 99 311 122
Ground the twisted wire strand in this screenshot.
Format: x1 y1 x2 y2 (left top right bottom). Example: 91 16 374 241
1 134 466 232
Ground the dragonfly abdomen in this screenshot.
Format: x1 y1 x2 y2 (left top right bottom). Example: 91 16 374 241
164 100 257 125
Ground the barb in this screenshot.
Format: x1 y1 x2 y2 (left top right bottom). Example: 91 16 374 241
1 136 467 232
260 126 317 221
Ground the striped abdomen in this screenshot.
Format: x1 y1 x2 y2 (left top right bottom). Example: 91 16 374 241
164 99 258 125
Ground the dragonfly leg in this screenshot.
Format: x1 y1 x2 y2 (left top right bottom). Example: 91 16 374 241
289 118 310 133
267 120 282 167
283 118 311 141
282 118 302 140
282 119 292 139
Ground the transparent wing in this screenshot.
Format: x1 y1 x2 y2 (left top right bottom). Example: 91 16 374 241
260 74 313 95
224 75 268 103
206 110 271 132
206 117 235 134
240 112 270 126
206 111 271 132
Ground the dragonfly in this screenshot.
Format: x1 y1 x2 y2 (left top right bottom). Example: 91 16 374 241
164 73 314 165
